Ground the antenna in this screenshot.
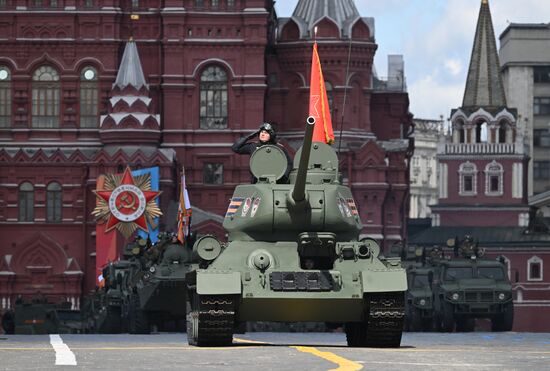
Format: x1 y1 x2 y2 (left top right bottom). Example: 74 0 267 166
337 35 353 155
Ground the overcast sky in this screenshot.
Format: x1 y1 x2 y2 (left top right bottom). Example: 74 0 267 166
274 0 550 120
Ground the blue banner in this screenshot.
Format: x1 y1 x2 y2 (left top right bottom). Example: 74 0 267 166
132 167 160 243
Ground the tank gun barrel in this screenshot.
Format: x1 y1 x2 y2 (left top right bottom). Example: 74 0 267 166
291 116 316 203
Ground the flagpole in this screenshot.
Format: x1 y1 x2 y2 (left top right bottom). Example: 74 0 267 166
337 34 353 156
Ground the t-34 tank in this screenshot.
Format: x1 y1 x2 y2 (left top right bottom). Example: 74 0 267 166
186 117 407 347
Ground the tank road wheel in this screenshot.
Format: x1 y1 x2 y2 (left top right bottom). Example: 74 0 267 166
186 291 235 347
128 294 150 334
441 302 455 332
346 292 405 348
104 306 122 333
491 302 514 332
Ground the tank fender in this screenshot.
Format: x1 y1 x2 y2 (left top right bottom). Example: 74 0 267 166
361 269 407 293
196 270 242 295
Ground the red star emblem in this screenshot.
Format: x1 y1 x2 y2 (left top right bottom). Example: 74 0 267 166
96 167 161 232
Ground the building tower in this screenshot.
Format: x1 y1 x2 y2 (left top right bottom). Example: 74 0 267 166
500 23 550 196
270 0 413 249
431 0 530 227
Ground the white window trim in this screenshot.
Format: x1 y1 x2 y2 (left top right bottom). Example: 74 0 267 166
527 256 543 282
498 255 511 281
484 160 504 196
459 161 477 196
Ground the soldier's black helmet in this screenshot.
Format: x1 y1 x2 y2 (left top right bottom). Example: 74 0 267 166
259 122 276 144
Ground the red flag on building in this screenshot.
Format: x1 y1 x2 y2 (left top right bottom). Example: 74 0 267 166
177 167 192 244
309 42 334 144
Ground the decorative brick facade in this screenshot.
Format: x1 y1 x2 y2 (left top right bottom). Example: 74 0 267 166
0 0 412 310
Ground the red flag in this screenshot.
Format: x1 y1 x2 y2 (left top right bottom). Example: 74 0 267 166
309 42 334 144
95 175 118 287
177 168 192 244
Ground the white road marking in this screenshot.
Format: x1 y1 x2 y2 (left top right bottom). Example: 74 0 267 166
49 334 77 366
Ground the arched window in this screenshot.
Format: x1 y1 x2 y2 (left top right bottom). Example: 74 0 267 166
46 182 62 223
498 123 507 143
485 160 504 196
32 66 60 128
0 66 10 127
80 66 98 128
200 66 228 129
19 182 34 222
453 121 465 143
131 0 139 8
459 161 477 196
527 256 543 281
475 120 488 143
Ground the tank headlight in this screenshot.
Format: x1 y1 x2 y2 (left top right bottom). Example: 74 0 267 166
498 293 506 300
149 266 156 273
451 292 459 301
419 299 426 306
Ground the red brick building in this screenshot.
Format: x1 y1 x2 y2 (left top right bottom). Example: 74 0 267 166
0 0 412 311
409 1 550 332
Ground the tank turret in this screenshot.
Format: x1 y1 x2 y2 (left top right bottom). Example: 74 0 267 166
223 117 362 243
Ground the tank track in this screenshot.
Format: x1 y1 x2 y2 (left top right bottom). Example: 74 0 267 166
346 292 405 348
187 294 235 347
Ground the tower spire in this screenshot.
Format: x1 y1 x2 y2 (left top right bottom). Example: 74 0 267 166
114 39 148 91
462 0 506 108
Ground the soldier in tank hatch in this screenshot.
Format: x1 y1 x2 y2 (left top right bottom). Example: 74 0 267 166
231 122 292 183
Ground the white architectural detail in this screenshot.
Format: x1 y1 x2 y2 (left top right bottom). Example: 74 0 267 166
409 119 444 218
512 163 523 198
439 163 448 199
519 212 530 227
459 161 477 196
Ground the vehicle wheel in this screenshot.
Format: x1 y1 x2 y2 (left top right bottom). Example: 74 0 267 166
456 318 475 332
441 302 455 332
491 302 514 332
421 318 433 332
1 310 15 335
128 294 150 334
104 306 122 333
410 309 423 332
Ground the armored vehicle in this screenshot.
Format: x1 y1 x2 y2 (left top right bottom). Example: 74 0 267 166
405 265 434 331
402 245 444 331
122 232 193 334
432 237 514 332
80 237 148 333
2 297 81 334
186 117 407 347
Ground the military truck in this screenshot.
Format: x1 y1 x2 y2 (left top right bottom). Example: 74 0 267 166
405 265 434 331
121 232 193 334
402 245 444 331
186 117 407 347
432 236 514 332
1 297 81 335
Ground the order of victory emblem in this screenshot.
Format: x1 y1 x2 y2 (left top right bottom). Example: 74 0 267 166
93 167 162 237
